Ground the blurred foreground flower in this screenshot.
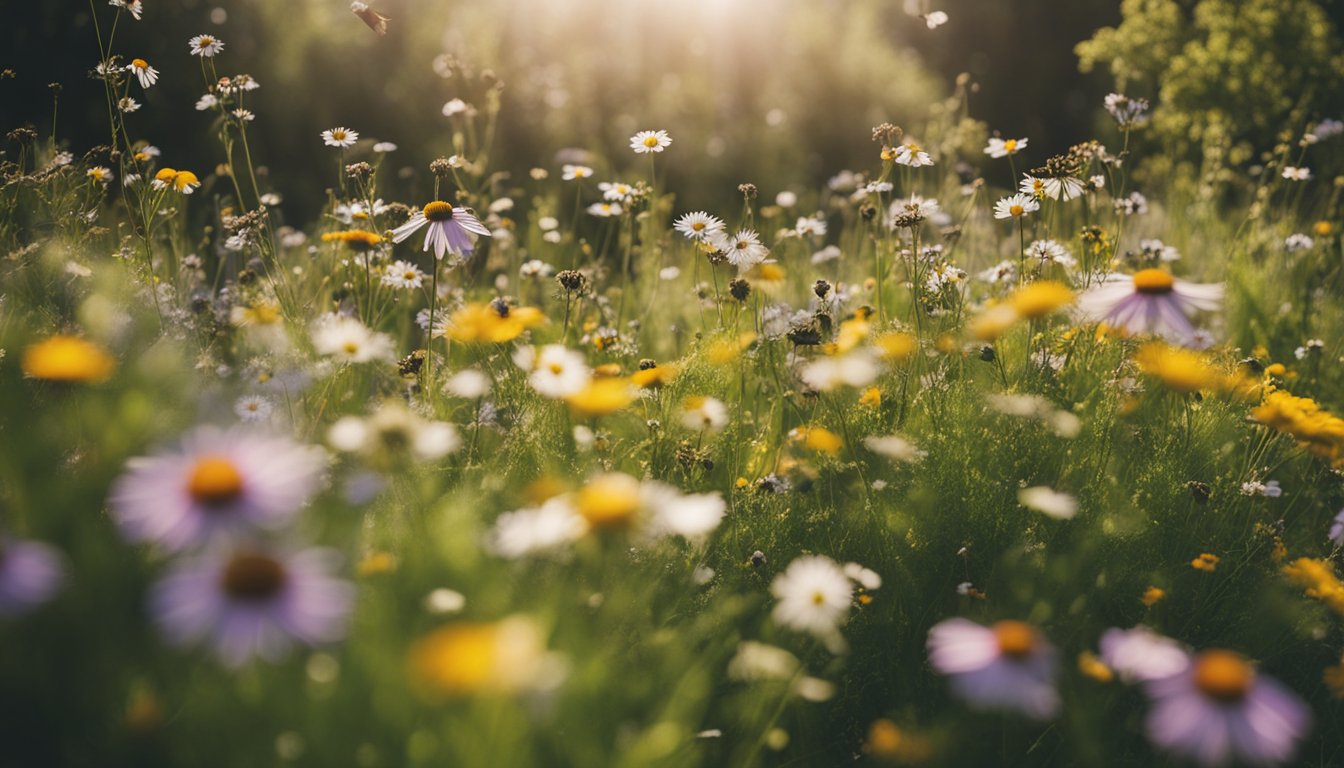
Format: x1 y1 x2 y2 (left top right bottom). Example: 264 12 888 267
21 334 116 383
926 618 1059 719
1144 649 1309 767
771 555 875 652
152 547 354 667
1076 269 1221 347
109 427 327 552
0 536 64 617
409 616 567 696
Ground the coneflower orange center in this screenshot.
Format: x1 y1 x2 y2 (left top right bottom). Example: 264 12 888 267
992 620 1036 659
1192 649 1254 702
132 58 149 69
220 553 287 600
1010 204 1024 217
188 456 244 506
1132 268 1175 294
423 201 456 222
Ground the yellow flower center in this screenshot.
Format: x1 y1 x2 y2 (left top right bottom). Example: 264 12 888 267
173 171 199 191
1003 139 1017 152
220 553 287 600
199 36 215 46
1132 268 1175 294
993 620 1036 659
692 222 705 231
155 167 177 182
1009 204 1024 217
343 340 360 355
643 135 660 148
1192 649 1254 702
811 591 828 605
577 474 642 528
187 456 245 507
132 58 149 69
423 201 456 222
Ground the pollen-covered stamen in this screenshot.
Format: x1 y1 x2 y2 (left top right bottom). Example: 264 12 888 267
187 455 245 507
1132 268 1176 295
423 201 456 222
992 620 1037 660
220 553 288 600
1192 649 1254 702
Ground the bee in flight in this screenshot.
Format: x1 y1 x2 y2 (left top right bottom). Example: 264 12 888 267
351 1 390 35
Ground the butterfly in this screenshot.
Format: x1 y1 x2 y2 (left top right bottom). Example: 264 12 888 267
351 1 390 35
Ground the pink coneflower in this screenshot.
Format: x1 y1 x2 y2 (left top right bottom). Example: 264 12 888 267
926 618 1059 719
108 427 327 552
1144 649 1310 766
390 201 491 260
1075 268 1222 346
151 546 354 666
0 537 64 617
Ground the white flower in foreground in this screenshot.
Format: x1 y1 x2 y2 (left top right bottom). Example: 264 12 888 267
1018 486 1077 520
520 344 591 398
126 58 159 89
984 137 1026 158
893 141 934 167
717 229 769 271
678 396 729 433
771 555 856 649
327 401 460 462
674 211 726 242
799 349 882 391
487 497 589 559
630 129 672 154
924 10 949 28
311 314 394 364
444 368 491 399
862 435 926 463
993 193 1040 220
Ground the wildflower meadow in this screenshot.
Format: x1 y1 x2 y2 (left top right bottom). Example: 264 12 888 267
7 0 1344 765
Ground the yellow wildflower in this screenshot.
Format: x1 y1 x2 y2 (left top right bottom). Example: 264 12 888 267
447 303 545 343
1077 651 1115 683
21 335 116 383
1134 342 1223 394
565 379 636 417
1141 586 1166 607
1283 557 1344 615
1191 553 1219 572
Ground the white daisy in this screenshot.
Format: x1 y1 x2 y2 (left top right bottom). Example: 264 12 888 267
321 127 359 148
586 202 623 218
233 394 275 423
993 193 1039 220
381 260 425 290
126 58 158 89
630 129 672 154
311 314 394 364
188 34 225 57
717 229 769 271
673 211 726 242
561 164 593 181
520 344 591 398
893 142 934 167
984 137 1027 158
770 555 855 647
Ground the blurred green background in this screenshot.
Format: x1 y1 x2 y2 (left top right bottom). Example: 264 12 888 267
3 0 1129 220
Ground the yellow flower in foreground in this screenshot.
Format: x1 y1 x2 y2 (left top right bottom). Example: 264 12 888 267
1191 553 1219 572
408 616 563 697
1077 651 1115 683
1011 280 1074 319
706 332 757 365
1283 557 1344 615
1251 390 1344 468
565 378 636 417
791 426 843 455
22 335 116 383
630 363 679 388
832 318 871 353
321 230 384 249
448 303 544 343
968 304 1019 342
874 332 917 362
576 473 642 529
1141 586 1166 607
1134 342 1223 394
859 387 881 407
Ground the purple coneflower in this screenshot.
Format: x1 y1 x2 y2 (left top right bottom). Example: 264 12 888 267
151 546 354 666
391 201 491 260
109 427 327 552
0 537 64 617
927 618 1059 719
1144 649 1309 766
1075 268 1222 346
